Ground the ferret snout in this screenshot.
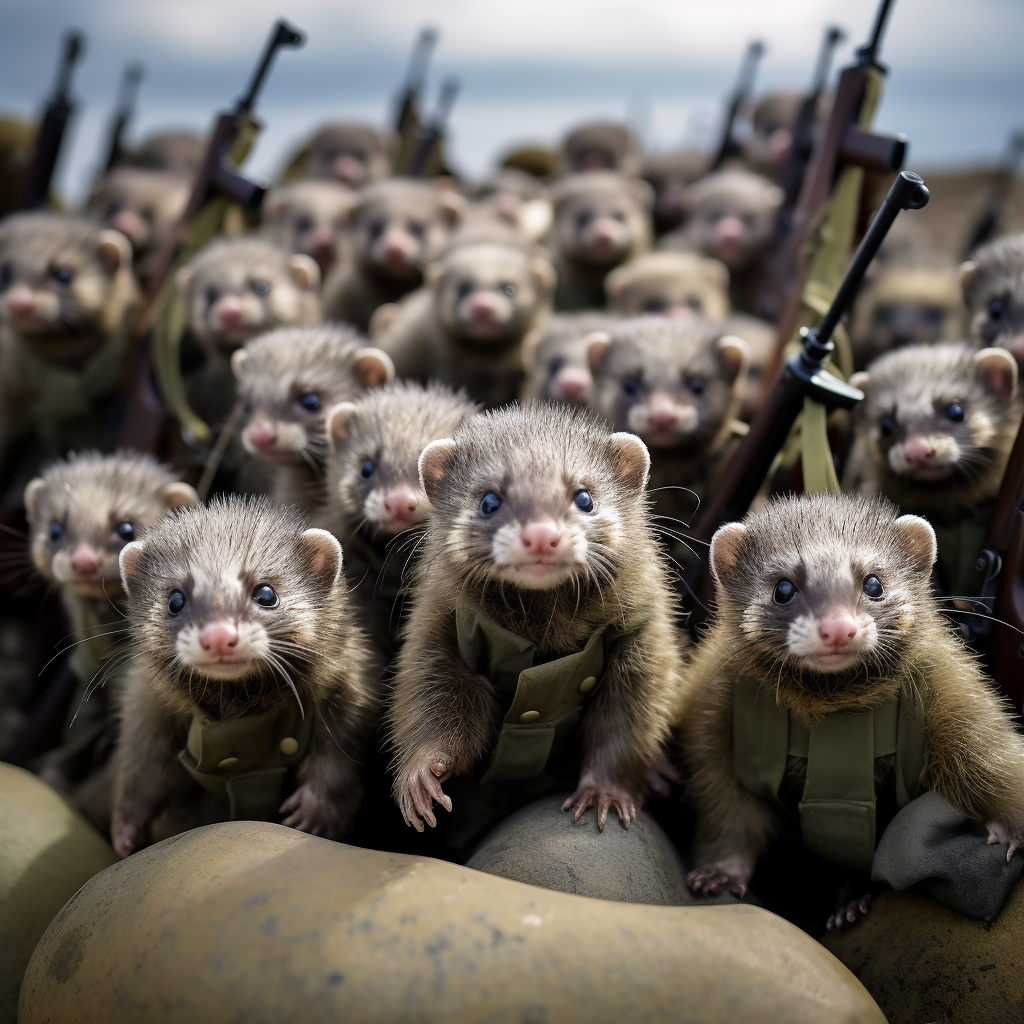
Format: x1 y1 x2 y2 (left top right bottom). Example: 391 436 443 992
4 285 37 319
647 401 678 431
714 216 746 248
246 420 278 452
552 365 591 402
901 436 936 466
520 519 562 554
584 218 626 257
818 613 859 649
468 292 501 322
332 155 363 183
109 210 148 247
213 295 244 327
304 226 335 257
70 543 99 577
382 485 421 522
198 620 239 657
379 229 417 268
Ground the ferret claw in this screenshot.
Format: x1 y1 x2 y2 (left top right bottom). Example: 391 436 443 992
825 895 872 931
686 857 753 898
984 821 1021 861
279 783 344 838
562 783 636 830
400 758 453 830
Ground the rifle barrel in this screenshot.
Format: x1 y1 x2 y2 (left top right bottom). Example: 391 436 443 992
860 0 896 65
238 20 304 113
813 26 845 92
53 31 84 102
405 28 439 96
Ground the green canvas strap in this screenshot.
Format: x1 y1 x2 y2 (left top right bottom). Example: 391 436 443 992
455 606 609 785
177 694 313 821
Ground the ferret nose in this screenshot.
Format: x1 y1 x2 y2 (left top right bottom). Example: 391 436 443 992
715 216 746 245
469 293 500 318
589 219 619 247
521 520 562 554
5 286 36 318
305 226 335 255
110 210 146 245
495 194 520 218
70 544 99 577
247 420 277 451
553 366 591 401
818 615 858 649
382 233 412 262
647 403 678 430
199 621 239 656
383 486 420 520
215 295 244 326
902 437 936 465
332 155 363 182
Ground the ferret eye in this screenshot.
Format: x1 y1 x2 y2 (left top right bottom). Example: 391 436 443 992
772 579 798 605
863 574 884 600
205 286 220 306
623 377 640 396
686 296 703 311
479 492 502 516
251 279 270 296
502 283 516 298
298 392 321 412
947 403 964 422
574 490 594 513
115 522 135 542
408 222 425 238
576 212 592 230
643 298 667 313
252 584 279 608
49 522 63 542
360 459 375 479
0 263 12 287
880 416 895 438
457 281 474 301
295 217 313 233
167 590 186 615
688 376 705 395
990 300 1005 321
50 267 74 286
368 220 385 241
549 358 566 377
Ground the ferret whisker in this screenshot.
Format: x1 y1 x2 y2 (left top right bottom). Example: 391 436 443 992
38 627 130 676
0 522 28 540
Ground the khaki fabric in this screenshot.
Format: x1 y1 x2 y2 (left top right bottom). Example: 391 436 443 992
932 500 992 600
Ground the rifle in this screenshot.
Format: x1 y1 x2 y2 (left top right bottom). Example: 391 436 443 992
708 40 765 172
406 77 460 179
394 28 439 173
100 62 145 174
962 129 1024 259
684 171 930 630
116 19 305 455
18 30 85 209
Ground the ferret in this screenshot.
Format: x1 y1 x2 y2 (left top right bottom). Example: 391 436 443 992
558 122 643 179
961 231 1024 368
126 131 205 179
324 381 479 652
370 235 556 407
641 150 709 237
683 493 1024 917
721 312 777 421
388 403 684 834
744 91 804 182
546 172 653 312
321 179 463 332
466 169 552 242
232 326 395 516
295 123 393 187
519 312 617 406
87 168 190 287
111 495 378 857
260 180 356 278
604 251 731 322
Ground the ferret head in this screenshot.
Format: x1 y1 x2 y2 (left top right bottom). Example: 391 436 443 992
130 132 205 178
0 213 136 358
467 170 551 242
684 171 782 272
24 451 197 601
261 180 355 276
962 232 1024 368
548 173 653 271
589 317 748 451
120 496 345 699
605 252 730 321
744 92 804 180
350 179 463 284
232 326 393 467
418 403 650 593
177 237 321 353
560 122 642 177
641 150 709 235
710 493 938 716
521 313 616 405
852 343 1019 500
326 381 479 539
301 123 392 186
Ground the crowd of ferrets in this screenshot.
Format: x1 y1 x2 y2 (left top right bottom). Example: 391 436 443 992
3 80 1024 940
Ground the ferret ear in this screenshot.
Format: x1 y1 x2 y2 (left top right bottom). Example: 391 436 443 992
437 190 465 228
704 257 730 292
716 334 749 385
298 528 343 587
175 265 194 295
528 255 556 297
607 431 650 490
288 254 321 292
628 178 655 211
848 371 870 392
353 347 395 388
119 541 145 597
517 198 553 241
164 482 199 509
975 347 1018 404
958 260 977 300
23 477 44 519
894 515 937 574
368 302 399 339
230 348 249 380
95 228 133 273
326 402 358 446
586 331 613 372
709 521 747 584
419 437 458 504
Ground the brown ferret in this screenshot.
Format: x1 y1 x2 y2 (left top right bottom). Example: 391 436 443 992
295 123 393 186
126 131 205 179
232 326 395 516
260 180 356 277
519 312 618 406
465 169 552 243
388 403 684 834
683 493 1024 907
641 149 709 237
743 91 805 182
545 172 653 312
112 495 378 857
604 251 731 322
321 179 463 332
961 231 1024 368
558 122 643 178
324 381 479 652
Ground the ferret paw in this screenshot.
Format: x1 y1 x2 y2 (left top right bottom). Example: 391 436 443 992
985 820 1021 862
825 894 872 931
561 781 637 830
111 813 150 859
398 754 453 831
279 784 350 840
687 855 753 898
645 750 682 799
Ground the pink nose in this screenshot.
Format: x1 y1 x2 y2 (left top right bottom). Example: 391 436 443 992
521 520 562 554
902 437 935 466
215 296 243 326
383 486 420 520
332 155 363 182
469 294 500 318
110 210 145 244
553 366 591 401
382 235 412 263
70 545 98 577
495 194 519 218
5 287 35 318
648 404 678 430
305 226 335 254
818 615 858 649
589 220 618 246
199 621 239 657
247 420 277 450
715 216 746 246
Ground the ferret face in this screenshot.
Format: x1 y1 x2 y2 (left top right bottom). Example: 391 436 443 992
419 405 650 592
854 344 1019 486
178 238 321 352
0 213 132 347
131 132 205 179
962 234 1024 367
744 92 802 179
261 181 355 276
642 152 708 234
233 328 393 465
24 452 196 600
711 494 937 700
327 382 478 538
605 254 730 321
433 244 555 343
120 497 342 690
523 315 615 405
302 125 390 186
589 320 747 451
561 123 640 176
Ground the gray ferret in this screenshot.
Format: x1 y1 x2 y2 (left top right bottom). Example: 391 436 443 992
370 234 556 407
324 381 479 653
112 495 378 857
545 172 653 312
126 131 205 179
604 251 731 322
519 312 618 406
962 231 1024 367
465 169 552 243
388 403 684 837
232 326 395 516
641 149 709 237
321 179 463 332
295 123 394 186
558 122 643 179
683 493 1024 912
260 180 356 277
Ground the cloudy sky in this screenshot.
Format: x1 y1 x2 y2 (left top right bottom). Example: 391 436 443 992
2 0 1022 204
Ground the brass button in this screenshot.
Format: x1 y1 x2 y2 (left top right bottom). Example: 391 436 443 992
579 676 597 694
218 756 239 770
519 710 541 723
279 736 299 756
